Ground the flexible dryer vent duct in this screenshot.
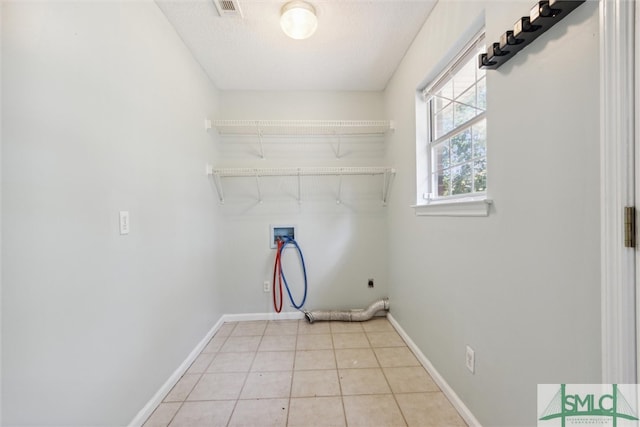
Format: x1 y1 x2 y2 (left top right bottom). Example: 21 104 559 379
304 298 389 323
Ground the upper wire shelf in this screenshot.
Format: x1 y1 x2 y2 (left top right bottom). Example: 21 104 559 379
211 120 394 137
212 166 393 177
210 120 394 159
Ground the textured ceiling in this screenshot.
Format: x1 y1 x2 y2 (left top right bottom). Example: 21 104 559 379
155 0 437 91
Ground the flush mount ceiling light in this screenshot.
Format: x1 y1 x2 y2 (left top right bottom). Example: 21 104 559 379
280 1 318 40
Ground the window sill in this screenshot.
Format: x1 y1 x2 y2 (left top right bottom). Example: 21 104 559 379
412 197 493 217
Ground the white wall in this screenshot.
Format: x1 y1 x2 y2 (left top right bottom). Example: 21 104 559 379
1 1 223 425
1 0 604 425
0 1 4 423
384 1 601 425
213 91 390 313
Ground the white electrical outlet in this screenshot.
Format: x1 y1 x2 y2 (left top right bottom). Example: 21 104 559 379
466 345 475 374
263 281 270 293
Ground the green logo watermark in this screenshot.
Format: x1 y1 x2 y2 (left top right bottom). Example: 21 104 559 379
538 384 639 427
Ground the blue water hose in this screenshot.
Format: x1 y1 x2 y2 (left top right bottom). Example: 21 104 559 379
278 236 308 309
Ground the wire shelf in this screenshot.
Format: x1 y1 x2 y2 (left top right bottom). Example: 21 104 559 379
211 120 394 136
209 167 396 206
212 166 393 177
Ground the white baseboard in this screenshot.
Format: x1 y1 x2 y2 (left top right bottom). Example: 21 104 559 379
387 313 482 427
130 311 479 427
221 311 305 322
128 316 226 427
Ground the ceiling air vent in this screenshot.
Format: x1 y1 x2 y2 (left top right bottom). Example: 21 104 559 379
213 0 243 18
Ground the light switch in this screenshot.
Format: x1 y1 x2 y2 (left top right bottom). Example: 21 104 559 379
119 211 130 235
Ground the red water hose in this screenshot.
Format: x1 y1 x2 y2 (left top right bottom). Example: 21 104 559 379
272 239 284 313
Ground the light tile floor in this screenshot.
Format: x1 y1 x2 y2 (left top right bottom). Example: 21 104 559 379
143 318 467 427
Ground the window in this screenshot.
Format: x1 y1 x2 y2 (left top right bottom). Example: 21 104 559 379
415 33 491 216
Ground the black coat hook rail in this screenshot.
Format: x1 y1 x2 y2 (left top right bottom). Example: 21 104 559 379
479 0 585 70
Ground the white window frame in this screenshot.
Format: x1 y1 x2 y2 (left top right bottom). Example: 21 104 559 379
413 30 492 217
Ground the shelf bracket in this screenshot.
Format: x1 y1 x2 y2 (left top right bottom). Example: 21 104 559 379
297 169 302 204
336 172 343 204
382 168 395 206
257 128 265 159
212 172 225 204
254 171 263 203
330 131 342 159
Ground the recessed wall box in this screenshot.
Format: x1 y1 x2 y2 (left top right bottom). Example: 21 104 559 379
270 225 296 249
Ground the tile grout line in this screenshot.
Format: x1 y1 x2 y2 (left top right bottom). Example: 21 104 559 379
327 322 350 427
365 320 409 426
366 322 410 427
380 318 460 427
210 322 238 427
164 401 185 427
226 321 267 427
284 319 301 426
165 321 238 427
